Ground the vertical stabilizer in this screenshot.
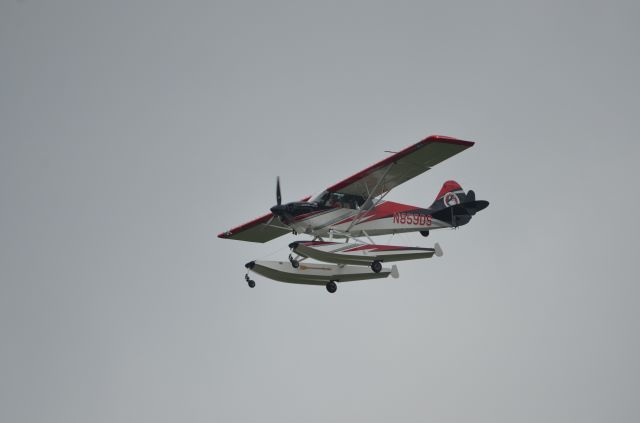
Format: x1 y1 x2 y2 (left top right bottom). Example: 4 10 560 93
430 180 467 210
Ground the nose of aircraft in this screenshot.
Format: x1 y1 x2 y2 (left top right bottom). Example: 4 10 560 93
270 204 285 215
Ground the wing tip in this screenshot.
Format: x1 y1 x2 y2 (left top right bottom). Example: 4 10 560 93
422 134 475 147
217 212 274 240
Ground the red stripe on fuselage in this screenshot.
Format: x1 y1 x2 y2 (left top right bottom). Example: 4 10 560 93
329 201 419 227
298 241 338 246
346 201 419 225
293 208 334 221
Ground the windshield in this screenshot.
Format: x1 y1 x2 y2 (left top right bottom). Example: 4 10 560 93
312 191 365 209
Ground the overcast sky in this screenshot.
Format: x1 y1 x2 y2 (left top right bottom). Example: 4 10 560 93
1 1 639 422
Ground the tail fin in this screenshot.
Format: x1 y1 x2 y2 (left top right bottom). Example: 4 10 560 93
429 180 468 210
429 181 489 226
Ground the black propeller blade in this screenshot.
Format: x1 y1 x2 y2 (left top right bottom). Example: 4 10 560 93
276 176 282 206
270 176 293 224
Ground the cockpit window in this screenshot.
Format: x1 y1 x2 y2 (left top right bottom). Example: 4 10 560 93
318 192 365 209
311 191 330 203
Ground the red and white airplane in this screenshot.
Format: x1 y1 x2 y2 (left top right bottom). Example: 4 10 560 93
219 135 489 293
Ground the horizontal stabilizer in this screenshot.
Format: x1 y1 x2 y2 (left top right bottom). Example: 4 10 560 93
431 200 489 220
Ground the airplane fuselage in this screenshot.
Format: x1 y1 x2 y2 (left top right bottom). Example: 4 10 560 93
274 200 454 239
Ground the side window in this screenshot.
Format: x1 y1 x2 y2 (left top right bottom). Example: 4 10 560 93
329 193 343 208
318 192 365 209
331 193 364 209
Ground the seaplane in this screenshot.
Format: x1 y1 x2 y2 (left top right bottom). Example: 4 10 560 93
219 135 489 293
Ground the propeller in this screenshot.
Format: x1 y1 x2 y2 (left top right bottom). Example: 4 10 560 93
270 176 295 225
258 177 300 234
276 176 282 206
263 178 279 228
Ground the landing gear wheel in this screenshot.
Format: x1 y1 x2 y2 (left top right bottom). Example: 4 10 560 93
371 260 382 273
326 281 337 293
288 254 300 268
420 230 430 237
245 274 255 288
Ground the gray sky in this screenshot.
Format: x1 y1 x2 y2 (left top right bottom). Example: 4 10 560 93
1 1 639 422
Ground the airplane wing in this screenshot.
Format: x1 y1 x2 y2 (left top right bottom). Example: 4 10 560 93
324 135 474 199
217 212 291 243
218 195 311 243
219 135 472 243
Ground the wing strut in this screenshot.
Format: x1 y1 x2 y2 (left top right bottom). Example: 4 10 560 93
345 164 394 233
345 162 416 233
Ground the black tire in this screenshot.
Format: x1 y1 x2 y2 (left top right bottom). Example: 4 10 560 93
371 260 382 273
420 230 430 237
326 281 337 293
248 280 255 288
291 259 299 268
